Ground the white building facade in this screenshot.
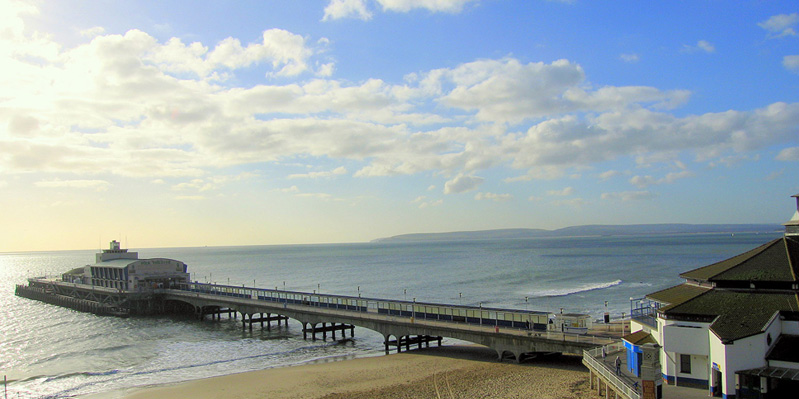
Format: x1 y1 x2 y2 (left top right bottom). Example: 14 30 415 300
64 241 190 291
629 194 799 399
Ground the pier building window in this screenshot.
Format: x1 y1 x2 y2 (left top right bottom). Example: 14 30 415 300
680 354 691 374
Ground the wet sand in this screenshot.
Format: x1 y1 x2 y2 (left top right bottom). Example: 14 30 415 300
121 346 591 399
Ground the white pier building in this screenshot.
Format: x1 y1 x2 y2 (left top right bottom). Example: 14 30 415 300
62 240 189 291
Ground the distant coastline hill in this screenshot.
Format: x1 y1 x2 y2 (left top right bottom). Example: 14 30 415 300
371 224 782 243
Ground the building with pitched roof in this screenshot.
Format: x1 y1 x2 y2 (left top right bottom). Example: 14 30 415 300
628 194 799 399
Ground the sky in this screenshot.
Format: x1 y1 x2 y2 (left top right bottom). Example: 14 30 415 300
1 0 798 252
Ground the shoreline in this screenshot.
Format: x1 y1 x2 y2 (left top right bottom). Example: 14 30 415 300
106 345 591 399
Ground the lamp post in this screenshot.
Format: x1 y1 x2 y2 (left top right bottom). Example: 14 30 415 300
525 296 529 311
479 302 483 326
459 292 462 306
412 297 416 322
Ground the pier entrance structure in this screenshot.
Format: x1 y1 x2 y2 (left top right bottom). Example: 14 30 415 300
18 277 612 361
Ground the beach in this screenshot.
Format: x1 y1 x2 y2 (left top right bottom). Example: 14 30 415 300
120 346 591 399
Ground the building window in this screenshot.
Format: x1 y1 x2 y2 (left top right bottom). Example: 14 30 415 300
680 354 691 374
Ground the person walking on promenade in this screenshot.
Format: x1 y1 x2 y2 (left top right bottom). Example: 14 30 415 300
615 356 621 376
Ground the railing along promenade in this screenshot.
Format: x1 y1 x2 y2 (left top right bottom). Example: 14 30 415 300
583 343 641 399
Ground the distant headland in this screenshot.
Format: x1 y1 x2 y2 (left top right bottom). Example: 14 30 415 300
371 224 782 243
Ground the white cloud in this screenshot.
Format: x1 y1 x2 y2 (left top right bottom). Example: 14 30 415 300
175 195 205 201
620 53 639 63
443 174 484 194
547 187 574 196
34 179 110 191
289 166 348 179
80 26 106 38
758 13 798 38
430 58 689 124
551 197 587 207
683 40 715 53
376 0 478 13
322 0 477 20
148 28 322 78
474 192 512 201
296 192 338 201
783 55 799 73
630 170 693 188
776 147 799 161
412 196 443 208
323 0 373 21
601 191 654 201
1 5 797 199
599 170 621 180
279 185 301 193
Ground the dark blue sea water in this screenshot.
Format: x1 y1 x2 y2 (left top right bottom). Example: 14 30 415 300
0 232 780 398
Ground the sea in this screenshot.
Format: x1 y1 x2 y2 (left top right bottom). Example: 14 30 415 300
0 232 781 398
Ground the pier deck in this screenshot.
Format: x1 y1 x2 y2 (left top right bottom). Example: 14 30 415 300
18 278 614 362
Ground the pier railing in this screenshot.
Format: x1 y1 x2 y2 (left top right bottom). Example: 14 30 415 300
169 282 614 346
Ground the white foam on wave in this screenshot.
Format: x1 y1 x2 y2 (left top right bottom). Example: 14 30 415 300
532 279 623 298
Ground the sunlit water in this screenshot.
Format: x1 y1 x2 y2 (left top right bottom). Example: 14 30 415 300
0 233 780 398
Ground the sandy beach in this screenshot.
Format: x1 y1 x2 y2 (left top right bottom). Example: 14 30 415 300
119 346 590 399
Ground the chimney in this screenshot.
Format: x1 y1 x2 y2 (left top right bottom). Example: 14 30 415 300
786 194 799 237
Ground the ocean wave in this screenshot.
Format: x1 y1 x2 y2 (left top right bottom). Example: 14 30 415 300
533 279 623 298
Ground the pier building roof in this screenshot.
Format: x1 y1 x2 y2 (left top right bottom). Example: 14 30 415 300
679 237 799 283
766 334 799 363
645 283 709 307
88 258 182 269
622 330 657 345
660 290 799 343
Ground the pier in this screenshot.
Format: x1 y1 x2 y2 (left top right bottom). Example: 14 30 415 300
17 278 613 362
